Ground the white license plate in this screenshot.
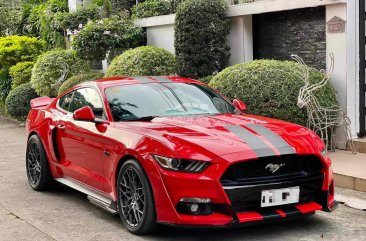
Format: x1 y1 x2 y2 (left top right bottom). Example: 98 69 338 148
261 186 300 207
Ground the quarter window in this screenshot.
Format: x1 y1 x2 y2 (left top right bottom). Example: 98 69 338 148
58 92 73 112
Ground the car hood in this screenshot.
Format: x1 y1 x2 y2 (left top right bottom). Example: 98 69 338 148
114 114 321 161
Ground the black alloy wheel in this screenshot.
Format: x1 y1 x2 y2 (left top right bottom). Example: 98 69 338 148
117 159 156 235
26 135 53 191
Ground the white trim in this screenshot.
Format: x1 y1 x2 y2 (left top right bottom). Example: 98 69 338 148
346 0 359 137
134 14 175 27
134 0 345 28
227 0 345 17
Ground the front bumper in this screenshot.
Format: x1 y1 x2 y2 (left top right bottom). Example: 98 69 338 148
148 155 337 227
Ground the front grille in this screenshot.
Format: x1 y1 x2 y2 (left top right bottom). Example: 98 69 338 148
221 155 323 186
224 175 324 212
220 155 324 212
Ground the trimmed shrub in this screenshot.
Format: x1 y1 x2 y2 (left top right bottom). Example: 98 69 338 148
0 36 45 69
199 75 215 84
58 72 104 95
9 61 34 89
171 0 186 12
209 60 339 126
175 0 230 79
0 70 11 102
5 83 38 120
132 0 171 19
72 17 144 61
31 49 90 97
105 46 176 77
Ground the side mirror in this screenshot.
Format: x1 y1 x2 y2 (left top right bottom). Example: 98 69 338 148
73 106 95 122
233 99 247 112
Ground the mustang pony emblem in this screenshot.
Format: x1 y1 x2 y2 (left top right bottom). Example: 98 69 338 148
265 163 285 173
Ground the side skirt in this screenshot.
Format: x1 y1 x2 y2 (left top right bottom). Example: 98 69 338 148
54 178 118 215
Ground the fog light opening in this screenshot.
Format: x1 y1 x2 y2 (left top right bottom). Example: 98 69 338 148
177 198 212 215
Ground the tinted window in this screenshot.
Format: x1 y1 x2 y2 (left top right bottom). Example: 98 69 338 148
58 92 73 112
69 88 105 119
105 83 235 121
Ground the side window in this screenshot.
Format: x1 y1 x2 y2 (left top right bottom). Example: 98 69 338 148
69 88 105 119
58 92 74 112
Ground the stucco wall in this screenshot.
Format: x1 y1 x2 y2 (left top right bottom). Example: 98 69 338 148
146 24 175 54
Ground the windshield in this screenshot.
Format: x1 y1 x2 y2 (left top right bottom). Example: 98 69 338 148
105 83 236 121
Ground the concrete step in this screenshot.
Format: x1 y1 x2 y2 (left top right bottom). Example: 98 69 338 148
328 150 366 192
348 138 366 154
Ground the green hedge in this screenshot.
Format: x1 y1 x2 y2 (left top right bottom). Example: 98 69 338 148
175 0 230 79
171 0 186 12
105 46 176 77
31 49 90 97
209 60 339 126
58 72 104 95
132 0 171 18
199 75 215 84
72 17 144 61
0 70 11 102
5 83 38 120
0 36 45 69
9 61 34 89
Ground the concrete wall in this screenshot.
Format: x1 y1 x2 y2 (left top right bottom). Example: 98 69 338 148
146 24 175 54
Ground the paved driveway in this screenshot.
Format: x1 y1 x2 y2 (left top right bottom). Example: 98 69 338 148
0 117 365 241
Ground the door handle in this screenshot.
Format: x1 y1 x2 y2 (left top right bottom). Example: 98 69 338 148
58 124 65 130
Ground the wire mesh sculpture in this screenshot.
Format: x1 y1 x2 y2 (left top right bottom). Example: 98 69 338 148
292 54 356 154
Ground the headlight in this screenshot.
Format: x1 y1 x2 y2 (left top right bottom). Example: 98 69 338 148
153 155 210 173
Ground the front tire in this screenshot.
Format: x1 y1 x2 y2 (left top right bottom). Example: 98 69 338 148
26 135 53 191
117 159 156 235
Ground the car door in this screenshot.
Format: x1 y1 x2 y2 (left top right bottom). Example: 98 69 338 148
56 87 111 192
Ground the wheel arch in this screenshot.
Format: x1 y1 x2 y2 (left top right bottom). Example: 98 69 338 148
27 131 39 140
115 154 138 188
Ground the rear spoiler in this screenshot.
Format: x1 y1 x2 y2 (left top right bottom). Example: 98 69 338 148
30 96 55 109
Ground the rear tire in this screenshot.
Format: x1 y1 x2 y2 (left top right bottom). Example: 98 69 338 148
26 135 53 191
117 159 157 235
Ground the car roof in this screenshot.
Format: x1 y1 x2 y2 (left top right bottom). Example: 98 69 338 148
85 76 204 89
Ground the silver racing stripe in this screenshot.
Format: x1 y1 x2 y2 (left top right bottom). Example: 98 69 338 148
133 76 155 83
225 125 276 157
150 76 172 82
245 124 296 155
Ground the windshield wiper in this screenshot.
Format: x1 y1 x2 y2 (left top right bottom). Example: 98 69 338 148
124 116 159 121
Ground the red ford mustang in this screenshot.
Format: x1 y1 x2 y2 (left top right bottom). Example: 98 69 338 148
26 76 338 234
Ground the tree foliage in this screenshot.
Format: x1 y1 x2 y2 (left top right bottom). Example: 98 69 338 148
23 0 69 49
174 0 230 79
52 4 101 31
72 17 144 61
